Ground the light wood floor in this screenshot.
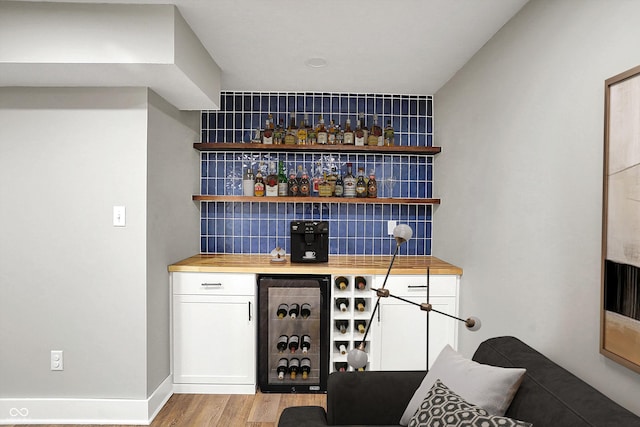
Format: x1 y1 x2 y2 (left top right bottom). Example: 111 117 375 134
6 392 327 427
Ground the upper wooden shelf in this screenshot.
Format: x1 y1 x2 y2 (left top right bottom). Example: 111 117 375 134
192 195 440 205
194 142 441 155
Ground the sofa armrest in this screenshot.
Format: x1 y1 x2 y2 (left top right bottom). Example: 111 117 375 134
278 406 327 427
326 371 426 425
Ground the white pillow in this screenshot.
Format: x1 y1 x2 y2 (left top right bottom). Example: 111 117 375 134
399 344 526 426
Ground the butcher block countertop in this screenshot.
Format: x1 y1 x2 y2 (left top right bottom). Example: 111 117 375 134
168 254 462 276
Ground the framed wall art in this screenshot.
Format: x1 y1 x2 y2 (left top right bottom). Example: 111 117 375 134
602 64 640 373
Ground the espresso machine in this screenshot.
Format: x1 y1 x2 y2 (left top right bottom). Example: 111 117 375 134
290 221 329 263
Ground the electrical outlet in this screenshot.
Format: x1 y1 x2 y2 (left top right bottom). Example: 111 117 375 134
50 350 63 371
387 220 397 235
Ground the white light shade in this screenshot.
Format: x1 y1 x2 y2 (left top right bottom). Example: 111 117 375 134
347 347 368 370
393 224 413 245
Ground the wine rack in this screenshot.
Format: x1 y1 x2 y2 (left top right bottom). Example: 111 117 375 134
329 274 375 372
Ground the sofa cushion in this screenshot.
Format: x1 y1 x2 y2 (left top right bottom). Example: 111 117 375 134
408 380 532 427
400 344 526 425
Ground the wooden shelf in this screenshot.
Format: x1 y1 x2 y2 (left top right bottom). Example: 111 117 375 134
192 195 440 205
194 142 441 155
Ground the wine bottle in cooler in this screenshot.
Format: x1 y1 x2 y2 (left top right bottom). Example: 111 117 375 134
288 335 300 353
335 298 349 312
277 358 289 380
276 335 288 353
276 303 289 319
354 276 367 290
301 358 311 380
335 362 348 372
336 341 348 355
301 334 311 353
300 303 311 318
335 276 348 291
289 358 300 379
355 320 367 334
335 319 348 334
289 303 299 319
355 298 366 312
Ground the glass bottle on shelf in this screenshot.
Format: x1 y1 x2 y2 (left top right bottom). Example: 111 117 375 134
243 168 255 196
307 114 317 144
343 163 357 197
311 161 322 196
327 119 337 145
326 166 338 195
265 161 279 197
299 167 310 197
354 118 366 146
288 168 299 197
368 114 382 146
384 118 395 146
343 118 354 145
355 167 367 198
358 112 369 144
284 112 297 145
254 168 265 197
334 170 344 197
297 115 308 145
316 115 328 145
367 170 377 198
319 172 332 197
262 117 273 144
278 161 288 196
274 118 285 145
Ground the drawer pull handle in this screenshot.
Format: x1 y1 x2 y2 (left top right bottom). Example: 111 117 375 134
248 301 252 321
201 282 223 287
408 285 428 289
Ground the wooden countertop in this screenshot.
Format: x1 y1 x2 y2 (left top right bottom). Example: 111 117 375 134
168 254 462 276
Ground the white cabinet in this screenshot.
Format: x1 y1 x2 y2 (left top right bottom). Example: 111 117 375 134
171 272 256 394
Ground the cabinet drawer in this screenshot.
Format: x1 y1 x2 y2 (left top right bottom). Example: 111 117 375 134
172 272 255 296
375 274 458 297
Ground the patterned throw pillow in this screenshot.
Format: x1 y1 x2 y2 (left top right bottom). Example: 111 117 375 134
408 380 533 427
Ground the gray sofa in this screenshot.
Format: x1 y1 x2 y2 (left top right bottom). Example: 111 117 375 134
278 336 640 426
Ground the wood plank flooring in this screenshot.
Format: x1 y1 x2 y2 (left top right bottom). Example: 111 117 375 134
6 392 326 427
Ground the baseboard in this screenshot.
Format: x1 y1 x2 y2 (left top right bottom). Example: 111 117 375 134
172 383 256 394
0 375 173 425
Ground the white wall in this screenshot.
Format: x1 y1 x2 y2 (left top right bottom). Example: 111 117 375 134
434 0 640 416
0 87 198 419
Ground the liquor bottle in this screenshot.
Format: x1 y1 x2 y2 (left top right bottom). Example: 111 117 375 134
343 118 354 145
277 358 289 380
384 118 394 146
301 335 311 353
300 303 311 318
336 341 348 355
335 276 348 290
274 118 285 145
355 167 367 198
284 112 297 145
335 319 349 334
355 298 366 312
288 168 299 197
354 276 367 290
368 114 383 146
335 362 348 372
288 303 300 319
300 358 311 379
262 118 273 144
367 170 377 198
277 335 289 352
278 161 288 196
243 168 255 196
319 172 333 197
327 119 337 145
311 161 322 196
316 115 328 145
336 122 344 145
358 113 369 144
354 118 366 146
299 167 311 197
288 335 300 353
355 320 367 334
277 303 289 319
326 167 338 195
343 163 357 197
335 297 349 312
289 358 300 379
254 169 265 197
334 171 344 197
265 161 279 197
297 114 308 145
307 115 317 144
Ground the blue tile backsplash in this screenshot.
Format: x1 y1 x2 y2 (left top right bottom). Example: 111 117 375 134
200 91 434 256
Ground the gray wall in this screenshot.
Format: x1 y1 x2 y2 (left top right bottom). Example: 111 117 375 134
0 87 198 399
434 0 640 416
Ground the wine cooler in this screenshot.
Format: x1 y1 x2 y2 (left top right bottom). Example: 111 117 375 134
258 274 330 393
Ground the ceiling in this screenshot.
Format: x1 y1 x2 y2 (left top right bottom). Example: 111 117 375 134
12 0 529 96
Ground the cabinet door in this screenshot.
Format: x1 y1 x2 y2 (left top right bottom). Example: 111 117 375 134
173 294 255 385
377 296 456 370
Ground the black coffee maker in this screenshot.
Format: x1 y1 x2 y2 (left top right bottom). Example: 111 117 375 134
290 221 329 263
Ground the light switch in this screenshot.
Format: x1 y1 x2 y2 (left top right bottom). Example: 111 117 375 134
113 206 126 227
387 220 397 235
